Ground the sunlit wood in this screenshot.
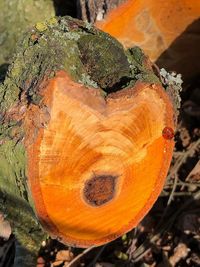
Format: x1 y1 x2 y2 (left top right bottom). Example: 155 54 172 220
26 71 174 247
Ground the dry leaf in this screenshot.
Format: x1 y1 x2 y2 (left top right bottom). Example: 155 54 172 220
56 249 74 262
186 160 200 183
0 213 11 240
52 260 63 266
169 243 190 267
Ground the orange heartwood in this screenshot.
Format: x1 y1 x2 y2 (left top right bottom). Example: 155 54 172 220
26 70 175 247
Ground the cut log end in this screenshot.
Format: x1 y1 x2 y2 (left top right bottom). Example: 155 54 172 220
26 70 175 247
1 16 176 248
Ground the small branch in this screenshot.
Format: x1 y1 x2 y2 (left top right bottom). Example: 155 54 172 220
167 139 200 181
167 173 179 205
161 191 196 197
131 190 200 261
131 247 151 263
77 0 88 21
165 181 200 187
67 246 95 267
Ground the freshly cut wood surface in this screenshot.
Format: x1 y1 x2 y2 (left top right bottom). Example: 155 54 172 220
26 71 174 247
96 0 200 80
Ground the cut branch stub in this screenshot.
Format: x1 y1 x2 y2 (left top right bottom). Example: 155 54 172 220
1 17 176 248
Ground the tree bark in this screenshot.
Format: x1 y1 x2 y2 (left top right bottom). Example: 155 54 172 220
0 114 47 266
77 0 126 22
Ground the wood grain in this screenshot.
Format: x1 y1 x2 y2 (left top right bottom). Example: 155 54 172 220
26 71 175 247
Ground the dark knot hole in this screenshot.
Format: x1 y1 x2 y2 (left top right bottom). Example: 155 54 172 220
83 174 118 207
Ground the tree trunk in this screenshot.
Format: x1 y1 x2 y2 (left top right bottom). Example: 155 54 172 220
0 132 47 267
0 104 47 266
0 15 178 265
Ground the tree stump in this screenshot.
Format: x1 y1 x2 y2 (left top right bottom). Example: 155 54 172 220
0 16 177 265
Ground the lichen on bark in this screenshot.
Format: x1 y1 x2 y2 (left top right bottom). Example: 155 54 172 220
0 139 47 266
0 15 160 114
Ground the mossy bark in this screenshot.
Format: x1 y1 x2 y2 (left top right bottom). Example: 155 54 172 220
0 16 161 266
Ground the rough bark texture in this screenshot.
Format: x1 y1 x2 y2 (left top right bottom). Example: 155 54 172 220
77 0 126 22
0 94 47 266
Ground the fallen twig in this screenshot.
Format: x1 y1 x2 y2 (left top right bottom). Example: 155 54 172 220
87 245 106 267
67 246 95 267
130 190 200 261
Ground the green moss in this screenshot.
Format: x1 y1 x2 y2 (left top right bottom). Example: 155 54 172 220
0 140 46 265
128 46 145 67
77 34 131 90
126 46 160 84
